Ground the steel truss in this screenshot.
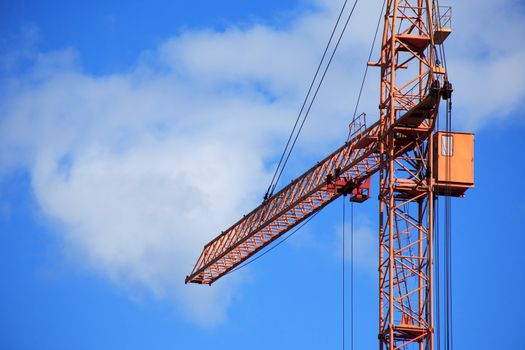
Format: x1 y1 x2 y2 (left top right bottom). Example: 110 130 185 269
378 1 440 349
187 2 450 349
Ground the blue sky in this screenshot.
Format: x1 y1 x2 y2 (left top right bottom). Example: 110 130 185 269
1 0 525 349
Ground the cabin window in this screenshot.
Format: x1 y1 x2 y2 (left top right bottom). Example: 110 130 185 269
441 134 453 157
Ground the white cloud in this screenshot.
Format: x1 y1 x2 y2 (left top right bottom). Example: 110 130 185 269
447 0 525 129
0 0 524 326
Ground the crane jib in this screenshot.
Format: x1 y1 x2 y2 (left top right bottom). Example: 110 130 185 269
185 92 441 285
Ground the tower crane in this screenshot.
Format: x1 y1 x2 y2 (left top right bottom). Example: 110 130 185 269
186 1 474 349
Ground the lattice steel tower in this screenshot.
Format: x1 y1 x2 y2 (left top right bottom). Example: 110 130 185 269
377 0 440 348
186 1 472 349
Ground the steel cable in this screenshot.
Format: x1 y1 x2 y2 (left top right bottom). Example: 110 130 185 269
350 201 354 350
342 198 346 350
266 0 360 198
347 0 387 141
271 0 359 195
265 0 351 199
224 211 320 276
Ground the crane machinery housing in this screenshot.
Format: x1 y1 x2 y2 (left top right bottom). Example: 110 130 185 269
186 1 474 349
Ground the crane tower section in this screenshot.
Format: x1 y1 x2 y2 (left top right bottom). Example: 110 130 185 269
375 1 451 349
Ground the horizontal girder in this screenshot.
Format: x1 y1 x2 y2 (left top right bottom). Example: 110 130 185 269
186 92 440 285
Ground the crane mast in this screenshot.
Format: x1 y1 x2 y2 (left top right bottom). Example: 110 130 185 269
186 1 471 349
378 1 441 348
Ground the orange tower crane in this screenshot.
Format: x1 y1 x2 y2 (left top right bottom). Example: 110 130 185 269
186 1 474 349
